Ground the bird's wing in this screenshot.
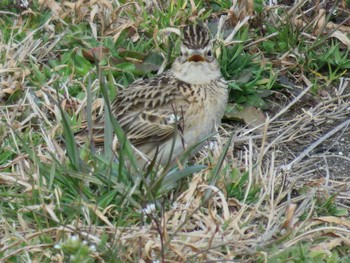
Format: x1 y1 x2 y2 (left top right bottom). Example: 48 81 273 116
95 73 191 147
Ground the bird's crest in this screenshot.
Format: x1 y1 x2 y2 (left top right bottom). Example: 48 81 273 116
182 24 211 49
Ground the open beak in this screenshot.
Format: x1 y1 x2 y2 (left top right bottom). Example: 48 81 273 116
187 54 206 62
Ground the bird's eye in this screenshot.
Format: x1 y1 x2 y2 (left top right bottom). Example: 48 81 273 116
180 51 184 56
207 50 212 56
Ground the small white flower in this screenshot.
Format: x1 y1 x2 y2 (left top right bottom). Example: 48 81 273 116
142 203 156 214
20 0 28 8
89 245 97 252
70 235 78 241
209 140 216 150
54 244 61 249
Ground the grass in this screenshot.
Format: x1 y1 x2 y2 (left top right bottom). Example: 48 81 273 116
1 0 350 262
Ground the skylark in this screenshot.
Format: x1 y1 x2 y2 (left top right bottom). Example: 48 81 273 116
89 23 228 168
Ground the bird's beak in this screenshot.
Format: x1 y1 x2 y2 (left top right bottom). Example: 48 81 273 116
187 53 206 62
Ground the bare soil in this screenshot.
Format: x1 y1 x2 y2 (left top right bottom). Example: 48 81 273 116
226 77 350 212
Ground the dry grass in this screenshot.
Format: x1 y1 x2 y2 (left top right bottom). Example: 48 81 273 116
1 0 350 262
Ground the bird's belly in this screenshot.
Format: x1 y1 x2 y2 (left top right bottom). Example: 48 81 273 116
184 112 218 145
142 111 220 166
183 93 227 149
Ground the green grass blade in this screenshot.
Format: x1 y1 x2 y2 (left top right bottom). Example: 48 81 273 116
158 165 206 194
99 72 139 172
204 131 234 201
59 104 81 170
103 94 113 161
86 72 94 152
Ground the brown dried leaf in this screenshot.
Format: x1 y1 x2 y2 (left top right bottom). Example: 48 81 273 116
95 0 113 10
86 203 115 228
314 216 350 228
282 203 297 229
326 21 350 33
311 238 343 252
38 0 62 16
82 47 109 63
314 8 326 35
228 0 254 27
112 21 135 43
329 30 350 47
224 104 266 130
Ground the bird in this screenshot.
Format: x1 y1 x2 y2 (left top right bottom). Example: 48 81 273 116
85 23 228 168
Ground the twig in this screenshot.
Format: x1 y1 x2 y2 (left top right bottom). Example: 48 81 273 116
244 32 278 49
269 83 313 123
0 11 19 16
282 117 350 171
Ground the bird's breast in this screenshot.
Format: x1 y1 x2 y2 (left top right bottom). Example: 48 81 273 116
184 80 228 142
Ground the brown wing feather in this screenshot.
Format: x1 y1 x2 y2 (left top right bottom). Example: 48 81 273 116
93 72 190 146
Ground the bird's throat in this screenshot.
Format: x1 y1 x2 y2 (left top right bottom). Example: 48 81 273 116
172 62 221 85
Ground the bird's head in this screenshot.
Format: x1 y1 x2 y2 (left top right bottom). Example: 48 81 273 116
179 24 215 64
172 24 220 84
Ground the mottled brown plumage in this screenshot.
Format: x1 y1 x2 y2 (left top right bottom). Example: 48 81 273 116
83 24 228 167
